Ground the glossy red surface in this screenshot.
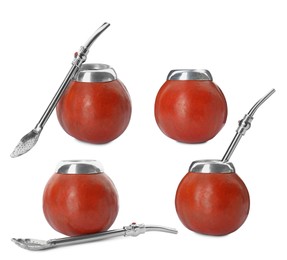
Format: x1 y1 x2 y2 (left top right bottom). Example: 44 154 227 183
57 80 132 144
154 80 227 143
175 172 250 236
43 173 119 236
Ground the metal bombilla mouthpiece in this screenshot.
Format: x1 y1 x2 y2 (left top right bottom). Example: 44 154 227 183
83 23 110 50
221 89 276 162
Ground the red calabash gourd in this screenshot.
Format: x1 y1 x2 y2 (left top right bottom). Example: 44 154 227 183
155 69 227 143
175 161 250 235
43 160 119 236
57 64 132 144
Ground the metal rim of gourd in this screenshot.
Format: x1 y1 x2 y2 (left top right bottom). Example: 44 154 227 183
75 63 117 83
189 160 236 174
55 160 104 174
167 69 213 81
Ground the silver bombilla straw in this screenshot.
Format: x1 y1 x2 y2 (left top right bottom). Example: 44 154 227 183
221 89 275 162
10 23 110 158
12 223 178 251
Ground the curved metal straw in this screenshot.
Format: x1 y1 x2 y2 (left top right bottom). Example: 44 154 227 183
221 89 275 162
11 223 178 251
10 23 110 158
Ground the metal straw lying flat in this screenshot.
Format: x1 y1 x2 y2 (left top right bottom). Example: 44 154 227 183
222 89 276 162
10 23 110 158
12 223 178 251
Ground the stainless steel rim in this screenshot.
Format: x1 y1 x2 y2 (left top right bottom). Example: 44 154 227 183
75 63 117 82
167 69 213 81
189 159 235 173
55 160 104 174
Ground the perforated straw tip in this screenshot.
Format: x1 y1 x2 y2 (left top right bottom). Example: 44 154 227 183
10 130 41 158
10 143 34 158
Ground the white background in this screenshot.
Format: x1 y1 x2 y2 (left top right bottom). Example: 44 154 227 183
1 0 287 259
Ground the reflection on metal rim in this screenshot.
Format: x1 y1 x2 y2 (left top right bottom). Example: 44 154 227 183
189 160 235 173
75 63 117 82
167 69 213 81
56 160 104 174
